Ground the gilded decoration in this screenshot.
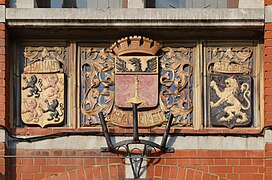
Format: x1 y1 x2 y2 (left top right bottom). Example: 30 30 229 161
207 47 253 128
21 47 65 128
81 36 193 128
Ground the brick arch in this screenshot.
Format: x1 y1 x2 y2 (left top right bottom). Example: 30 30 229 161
147 166 227 180
43 164 125 180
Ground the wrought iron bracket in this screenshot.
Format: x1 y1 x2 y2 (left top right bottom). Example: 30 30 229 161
99 104 174 179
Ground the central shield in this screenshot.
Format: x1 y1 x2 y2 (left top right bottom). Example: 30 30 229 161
115 56 158 109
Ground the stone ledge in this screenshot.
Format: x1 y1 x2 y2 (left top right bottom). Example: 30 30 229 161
0 5 5 23
6 8 264 27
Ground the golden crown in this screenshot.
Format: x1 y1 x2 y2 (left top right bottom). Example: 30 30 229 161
110 36 161 56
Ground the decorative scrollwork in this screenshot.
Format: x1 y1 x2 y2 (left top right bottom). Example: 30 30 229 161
81 48 115 125
207 47 252 74
159 47 193 126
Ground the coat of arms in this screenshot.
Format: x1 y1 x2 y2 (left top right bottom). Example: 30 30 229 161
21 47 65 127
81 36 193 128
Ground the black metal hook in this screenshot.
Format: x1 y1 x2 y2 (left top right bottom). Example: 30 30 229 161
98 104 174 179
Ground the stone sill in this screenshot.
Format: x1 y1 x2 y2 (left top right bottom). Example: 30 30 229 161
5 8 264 27
12 127 263 136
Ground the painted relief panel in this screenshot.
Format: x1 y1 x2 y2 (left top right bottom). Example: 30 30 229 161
207 47 253 128
81 38 193 128
21 47 65 127
115 56 158 109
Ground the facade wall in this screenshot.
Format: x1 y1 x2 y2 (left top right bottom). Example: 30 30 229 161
0 1 269 180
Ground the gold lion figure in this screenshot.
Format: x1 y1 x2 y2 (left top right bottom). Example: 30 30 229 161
210 77 250 123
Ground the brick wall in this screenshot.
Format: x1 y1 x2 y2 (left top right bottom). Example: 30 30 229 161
9 149 125 179
146 150 264 180
0 15 8 178
265 0 272 127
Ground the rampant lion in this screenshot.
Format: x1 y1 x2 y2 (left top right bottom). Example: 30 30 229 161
210 77 250 123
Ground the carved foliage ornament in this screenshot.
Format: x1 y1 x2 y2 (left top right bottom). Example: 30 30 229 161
21 47 65 128
81 36 193 128
207 47 253 128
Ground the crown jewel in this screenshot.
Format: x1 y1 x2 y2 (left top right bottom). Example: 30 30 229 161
110 36 161 56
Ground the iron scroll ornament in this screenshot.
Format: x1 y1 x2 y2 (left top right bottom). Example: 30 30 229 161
99 104 174 179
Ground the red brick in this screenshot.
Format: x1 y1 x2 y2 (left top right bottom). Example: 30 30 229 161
166 158 177 165
266 0 272 5
202 159 215 165
17 165 41 173
85 167 94 179
162 166 170 180
265 31 272 39
0 47 4 55
70 158 83 165
46 158 58 165
202 173 210 180
266 143 272 151
189 159 202 165
21 173 33 180
169 166 178 179
175 150 197 157
266 39 272 47
266 24 272 30
210 166 233 173
58 158 70 165
194 171 202 180
215 159 226 165
93 167 101 179
61 174 70 180
226 174 239 180
253 159 264 165
239 173 251 180
265 71 272 80
0 24 5 31
196 166 208 172
185 169 194 180
101 166 109 180
68 170 77 180
265 64 272 71
265 112 272 119
240 159 251 165
234 166 258 173
109 165 118 177
227 159 239 165
96 158 108 165
33 173 46 179
77 169 86 179
252 174 264 180
42 166 65 173
34 158 46 165
154 165 162 177
222 150 246 157
265 56 272 63
178 158 189 165
198 150 221 157
21 158 33 165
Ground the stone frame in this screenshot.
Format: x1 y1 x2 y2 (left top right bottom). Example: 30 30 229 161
203 41 263 129
10 40 263 130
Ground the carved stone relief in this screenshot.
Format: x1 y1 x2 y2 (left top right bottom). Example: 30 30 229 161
21 47 65 127
207 47 253 128
81 36 193 128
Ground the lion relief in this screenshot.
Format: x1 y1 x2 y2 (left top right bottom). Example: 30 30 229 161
210 77 250 123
